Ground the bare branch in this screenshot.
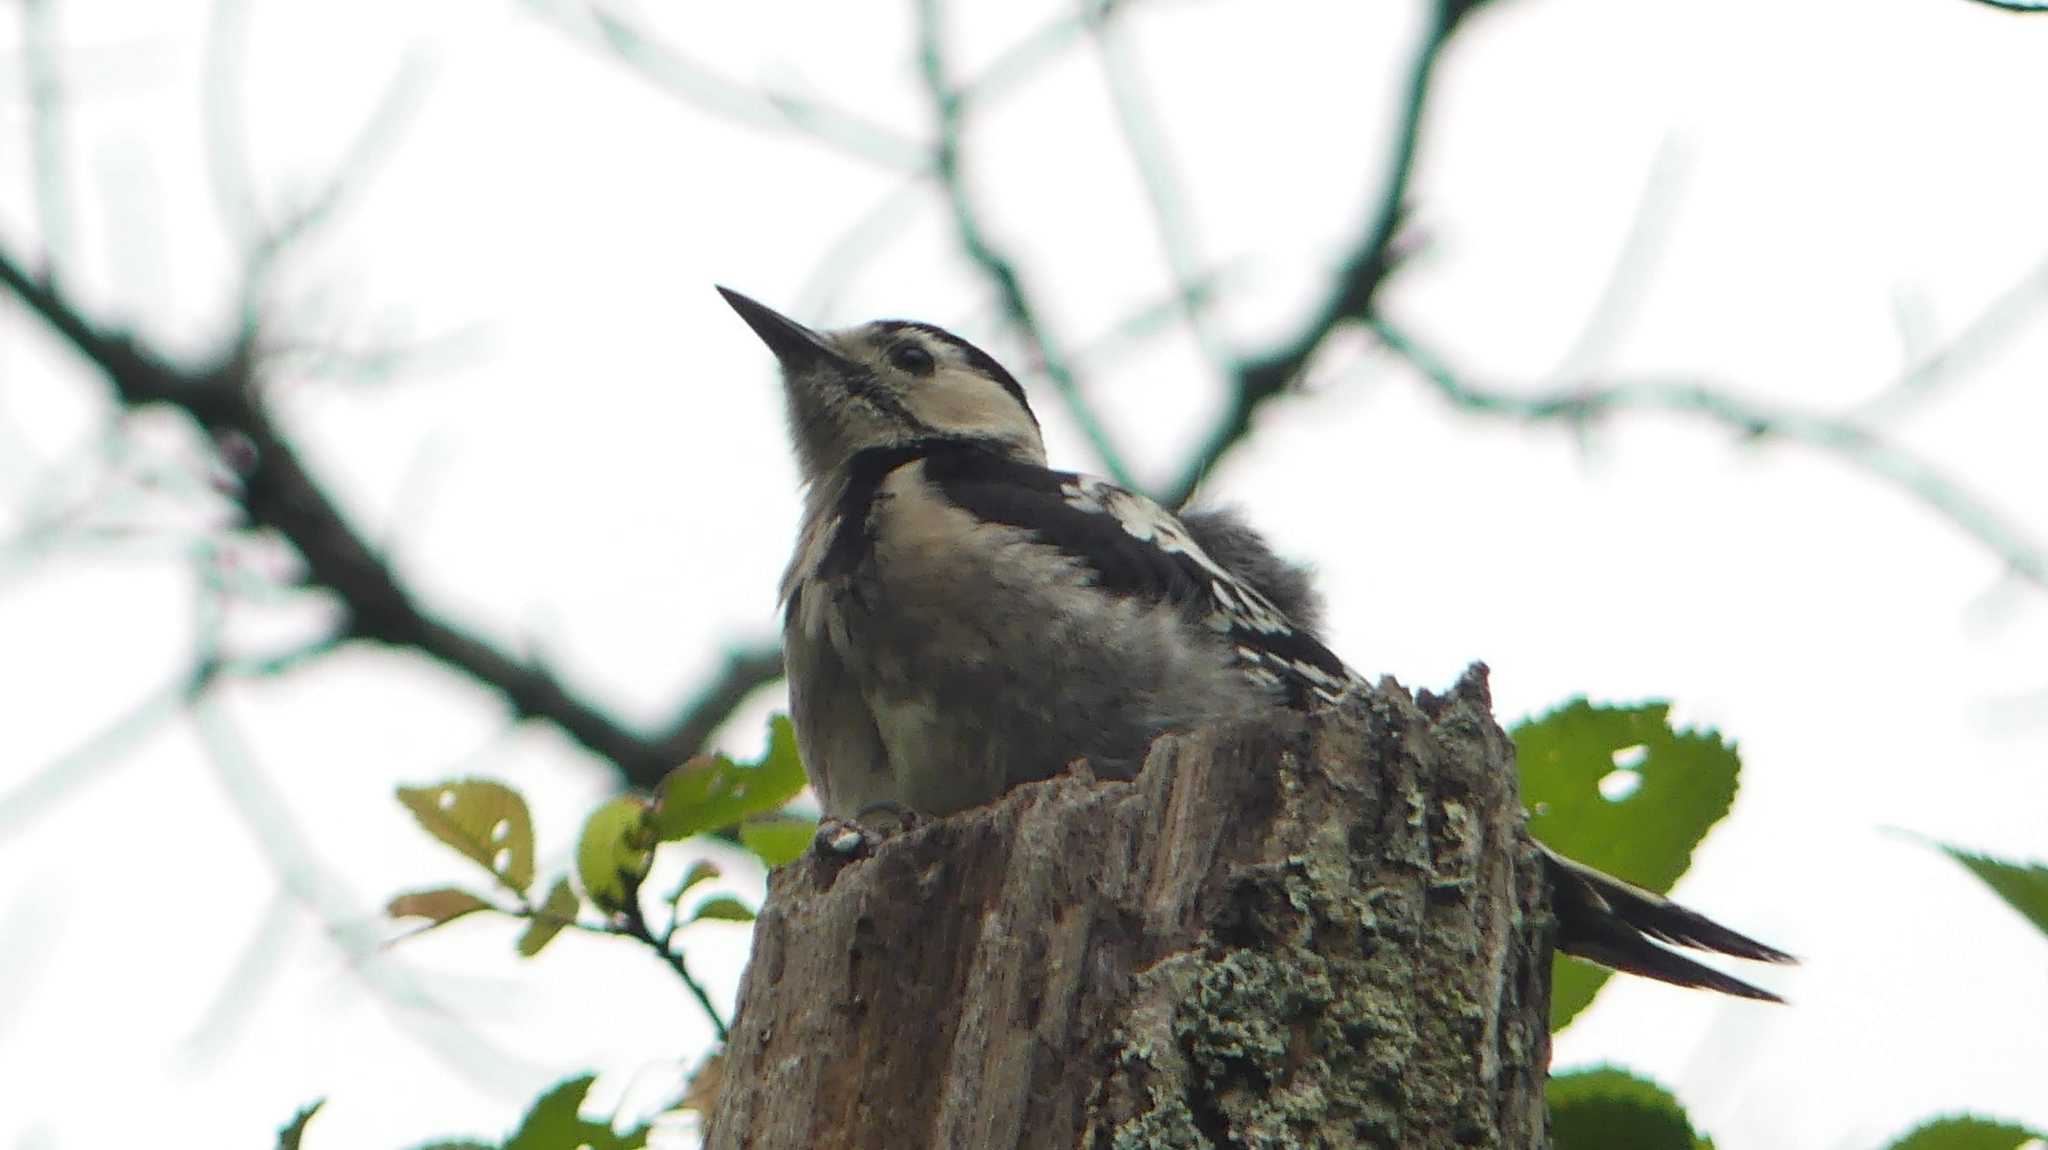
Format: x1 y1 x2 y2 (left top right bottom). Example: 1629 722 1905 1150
520 0 925 171
0 676 186 840
203 0 262 251
1087 0 1231 380
956 3 1097 110
1957 0 2048 11
652 643 787 766
1544 137 1691 381
181 890 299 1062
187 689 548 1087
22 0 74 275
1073 262 1245 372
1 244 779 789
1162 0 1471 507
1371 317 2048 588
915 0 1137 489
622 883 730 1043
790 176 929 319
1854 253 2048 422
251 50 434 272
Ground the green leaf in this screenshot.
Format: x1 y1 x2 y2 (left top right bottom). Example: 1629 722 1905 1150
1512 700 1741 1031
1548 1066 1710 1150
739 814 817 867
397 780 536 896
686 895 757 924
1884 1115 2048 1150
1936 845 2048 941
651 716 808 841
518 878 579 958
277 1099 324 1150
576 796 655 914
673 860 721 898
387 888 495 932
503 1075 648 1150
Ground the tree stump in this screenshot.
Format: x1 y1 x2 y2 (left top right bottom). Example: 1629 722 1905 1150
704 666 1552 1149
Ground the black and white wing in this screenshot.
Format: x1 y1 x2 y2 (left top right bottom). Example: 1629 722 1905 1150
919 450 1365 707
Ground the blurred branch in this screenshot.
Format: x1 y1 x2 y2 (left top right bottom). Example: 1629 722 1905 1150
206 0 433 310
1074 263 1244 371
915 0 1137 489
1087 0 1231 380
1958 0 2048 11
651 643 787 766
791 176 929 319
202 0 261 251
1544 137 1691 382
520 0 926 170
181 889 299 1062
0 247 782 790
23 0 73 276
187 688 547 1087
1160 0 1473 508
1371 317 2048 588
0 675 186 839
620 885 730 1043
1854 254 2048 422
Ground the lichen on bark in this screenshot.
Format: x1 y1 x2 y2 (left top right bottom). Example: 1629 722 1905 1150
706 666 1551 1150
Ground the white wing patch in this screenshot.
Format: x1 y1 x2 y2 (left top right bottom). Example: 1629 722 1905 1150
1060 475 1363 705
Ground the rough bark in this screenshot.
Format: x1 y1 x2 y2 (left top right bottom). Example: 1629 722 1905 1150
704 666 1552 1150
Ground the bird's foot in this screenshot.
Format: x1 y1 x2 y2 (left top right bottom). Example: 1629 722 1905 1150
812 802 923 857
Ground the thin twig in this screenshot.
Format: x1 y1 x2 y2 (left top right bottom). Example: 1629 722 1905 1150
202 0 261 251
188 688 549 1087
0 245 782 789
1086 0 1231 380
791 176 931 320
1371 317 2048 588
23 0 73 276
0 675 187 839
1161 0 1470 507
620 887 730 1043
519 0 925 171
1853 253 2048 422
915 0 1136 488
1543 137 1691 382
653 643 787 766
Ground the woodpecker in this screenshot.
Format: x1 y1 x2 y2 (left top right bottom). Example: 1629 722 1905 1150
719 287 1792 1002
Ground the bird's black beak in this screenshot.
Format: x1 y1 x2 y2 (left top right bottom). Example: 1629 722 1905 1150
717 287 843 372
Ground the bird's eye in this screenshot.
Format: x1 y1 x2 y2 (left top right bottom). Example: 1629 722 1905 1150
888 342 936 375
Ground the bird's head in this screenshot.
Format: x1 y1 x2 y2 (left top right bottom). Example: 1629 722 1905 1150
718 288 1044 482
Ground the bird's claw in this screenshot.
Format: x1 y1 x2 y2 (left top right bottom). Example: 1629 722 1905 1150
812 802 922 857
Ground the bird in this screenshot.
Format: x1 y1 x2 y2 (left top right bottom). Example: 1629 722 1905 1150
717 286 1793 1002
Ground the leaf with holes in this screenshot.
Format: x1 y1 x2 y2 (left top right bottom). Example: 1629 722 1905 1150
1935 845 2048 942
276 1099 324 1150
397 779 536 896
651 715 808 842
387 888 497 934
1884 1116 2048 1150
686 895 757 925
740 814 817 867
577 796 656 914
1513 699 1741 1031
1548 1066 1710 1149
518 877 579 958
502 1075 649 1150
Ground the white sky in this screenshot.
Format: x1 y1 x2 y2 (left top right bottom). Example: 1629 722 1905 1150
3 1 2048 1147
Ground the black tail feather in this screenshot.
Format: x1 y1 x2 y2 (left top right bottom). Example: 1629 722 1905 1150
1541 844 1794 1002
